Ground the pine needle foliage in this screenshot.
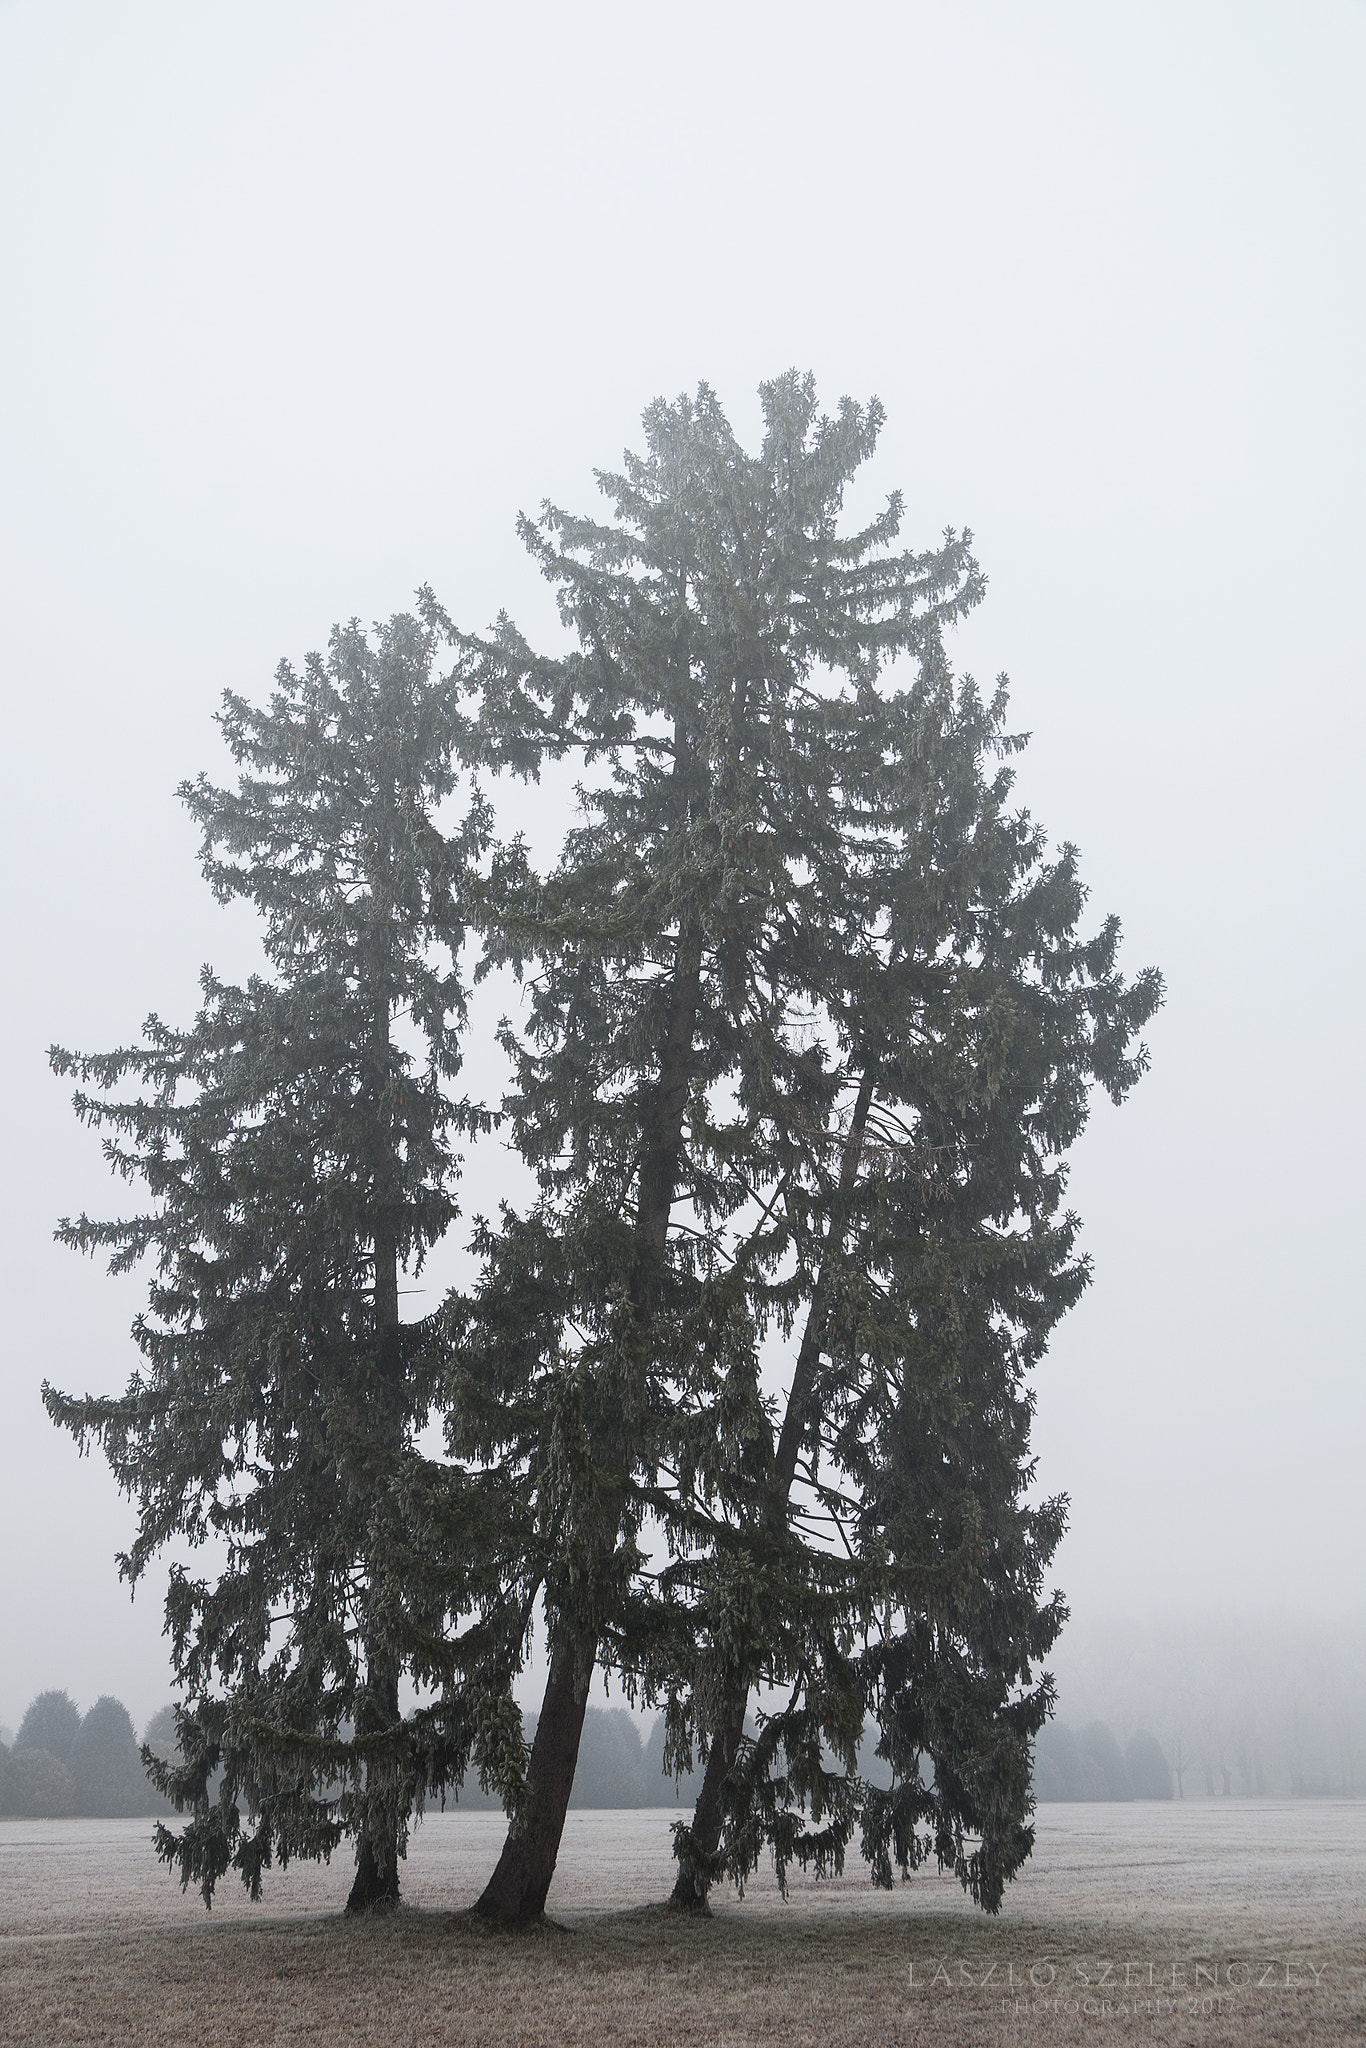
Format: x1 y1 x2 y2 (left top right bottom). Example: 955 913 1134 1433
438 373 1160 1917
41 372 1162 1932
658 578 1163 1911
439 373 996 1923
43 610 497 1909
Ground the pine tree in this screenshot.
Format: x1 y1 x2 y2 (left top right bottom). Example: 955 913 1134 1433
441 374 986 1924
44 609 493 1909
664 628 1161 1911
15 1690 82 1765
71 1696 152 1817
447 374 1159 1924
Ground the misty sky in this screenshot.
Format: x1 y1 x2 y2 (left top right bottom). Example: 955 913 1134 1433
2 1 1363 1735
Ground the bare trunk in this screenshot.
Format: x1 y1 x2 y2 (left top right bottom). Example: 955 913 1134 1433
347 914 404 1914
346 1639 402 1912
669 1700 746 1912
475 921 705 1927
471 1632 594 1925
671 1066 876 1910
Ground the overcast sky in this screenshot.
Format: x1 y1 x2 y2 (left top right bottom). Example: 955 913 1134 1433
2 0 1362 1736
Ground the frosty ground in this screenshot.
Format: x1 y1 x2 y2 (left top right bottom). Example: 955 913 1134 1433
1 1802 1361 2046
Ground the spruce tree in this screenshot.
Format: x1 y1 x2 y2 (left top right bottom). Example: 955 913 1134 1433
15 1690 82 1765
664 632 1161 1911
666 666 1160 1913
442 374 985 1924
44 609 493 1909
449 374 1159 1924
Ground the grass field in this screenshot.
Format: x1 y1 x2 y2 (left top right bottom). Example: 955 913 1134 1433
2 1801 1362 2045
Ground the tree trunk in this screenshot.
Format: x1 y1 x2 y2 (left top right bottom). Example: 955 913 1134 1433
474 920 704 1927
471 1631 594 1925
670 1065 876 1911
347 920 405 1915
669 1701 747 1912
346 1643 403 1912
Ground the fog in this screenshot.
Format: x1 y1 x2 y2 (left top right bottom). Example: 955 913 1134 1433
1 1 1362 1739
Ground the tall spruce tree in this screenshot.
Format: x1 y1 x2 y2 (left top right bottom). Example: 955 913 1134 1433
661 646 1161 1910
441 374 986 1924
44 610 492 1910
447 374 1159 1923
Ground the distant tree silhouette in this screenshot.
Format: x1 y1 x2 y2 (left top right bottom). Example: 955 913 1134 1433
3 1748 76 1817
1031 1748 1067 1802
16 1690 81 1763
642 1714 706 1807
142 1705 180 1766
1079 1721 1133 1800
1125 1730 1173 1799
1035 1720 1091 1798
72 1697 154 1817
1164 1721 1194 1799
1036 1719 1136 1799
562 1709 648 1809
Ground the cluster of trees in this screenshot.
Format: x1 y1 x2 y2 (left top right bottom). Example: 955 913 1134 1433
45 375 1160 1924
1032 1719 1172 1801
0 1690 172 1818
1050 1616 1365 1801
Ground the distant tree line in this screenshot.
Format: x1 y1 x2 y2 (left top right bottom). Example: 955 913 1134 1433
1032 1719 1172 1801
501 1700 1351 1809
11 1682 1348 1829
0 1695 879 1820
0 1691 176 1819
1046 1615 1364 1802
0 1692 1180 1818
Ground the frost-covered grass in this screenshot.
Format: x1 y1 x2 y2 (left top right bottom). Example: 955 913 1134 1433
2 1802 1362 2043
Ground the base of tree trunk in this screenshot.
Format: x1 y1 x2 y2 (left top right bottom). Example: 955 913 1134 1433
666 1868 713 1915
471 1863 554 1929
473 1630 593 1928
666 1696 745 1919
472 1815 560 1928
345 1834 401 1914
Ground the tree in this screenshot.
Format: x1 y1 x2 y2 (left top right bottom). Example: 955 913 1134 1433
71 1696 153 1817
1033 1720 1106 1800
1126 1730 1173 1799
16 1689 81 1764
1079 1721 1134 1800
661 618 1158 1912
142 1704 180 1767
449 374 1157 1923
442 374 1003 1924
1 1747 76 1818
1164 1719 1194 1799
44 610 497 1909
42 371 1160 1932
